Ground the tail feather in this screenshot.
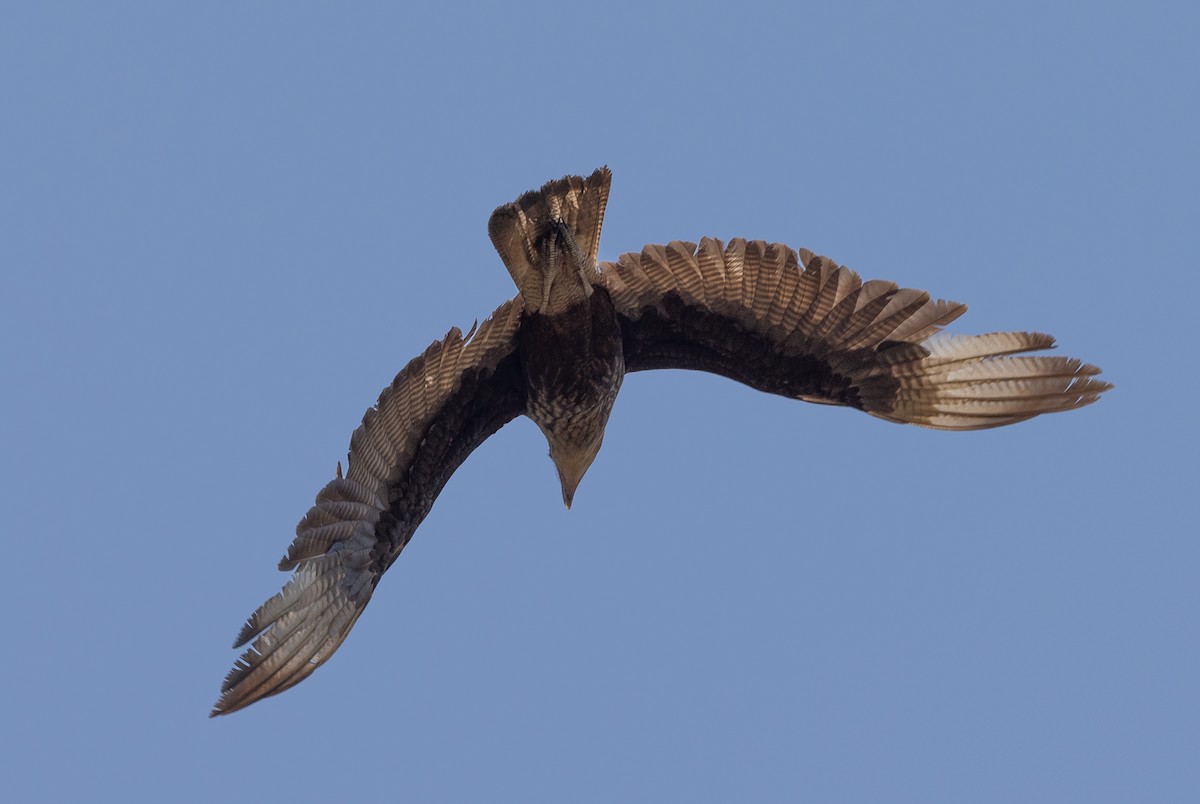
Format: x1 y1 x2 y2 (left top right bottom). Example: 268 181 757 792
488 167 612 313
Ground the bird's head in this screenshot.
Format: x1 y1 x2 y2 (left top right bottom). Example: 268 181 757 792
545 423 606 510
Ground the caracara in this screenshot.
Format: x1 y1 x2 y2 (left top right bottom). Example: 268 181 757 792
213 167 1110 715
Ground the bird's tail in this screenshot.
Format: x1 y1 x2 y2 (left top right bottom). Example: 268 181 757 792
488 167 612 314
852 331 1112 430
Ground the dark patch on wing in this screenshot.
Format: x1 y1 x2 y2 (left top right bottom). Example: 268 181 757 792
618 291 900 409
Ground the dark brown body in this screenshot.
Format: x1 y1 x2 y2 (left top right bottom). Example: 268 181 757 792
520 290 624 429
519 288 624 506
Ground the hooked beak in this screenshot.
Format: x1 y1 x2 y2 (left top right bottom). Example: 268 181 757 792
559 469 582 510
547 429 604 511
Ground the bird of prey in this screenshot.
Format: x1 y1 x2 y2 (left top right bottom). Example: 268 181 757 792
212 167 1110 715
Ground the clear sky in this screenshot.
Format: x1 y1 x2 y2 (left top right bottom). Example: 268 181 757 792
2 3 1195 802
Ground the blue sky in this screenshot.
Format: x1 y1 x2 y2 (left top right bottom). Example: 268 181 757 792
2 2 1195 802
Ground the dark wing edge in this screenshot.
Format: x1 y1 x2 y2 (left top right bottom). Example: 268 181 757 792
212 297 526 716
599 238 1110 430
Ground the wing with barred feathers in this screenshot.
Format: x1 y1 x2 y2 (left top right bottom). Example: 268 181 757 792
212 298 526 716
599 238 1110 429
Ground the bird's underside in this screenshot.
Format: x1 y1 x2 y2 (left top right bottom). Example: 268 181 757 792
212 166 1111 716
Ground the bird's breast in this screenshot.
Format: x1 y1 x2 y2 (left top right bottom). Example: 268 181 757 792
519 286 624 428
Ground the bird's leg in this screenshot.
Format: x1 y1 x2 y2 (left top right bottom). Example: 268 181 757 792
550 217 588 270
538 218 593 312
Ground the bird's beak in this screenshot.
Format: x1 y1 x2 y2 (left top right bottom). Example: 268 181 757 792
549 435 602 511
559 470 582 510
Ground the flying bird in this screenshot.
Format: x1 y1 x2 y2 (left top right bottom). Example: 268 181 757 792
213 167 1110 715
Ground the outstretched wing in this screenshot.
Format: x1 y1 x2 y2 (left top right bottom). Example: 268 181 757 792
599 238 1110 429
213 298 526 716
